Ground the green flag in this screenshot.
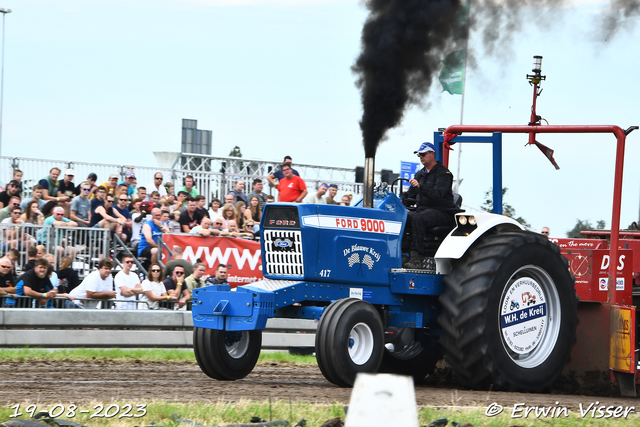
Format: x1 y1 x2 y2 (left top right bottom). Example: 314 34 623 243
439 49 465 95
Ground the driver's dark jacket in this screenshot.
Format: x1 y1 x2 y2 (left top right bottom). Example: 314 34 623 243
405 162 455 211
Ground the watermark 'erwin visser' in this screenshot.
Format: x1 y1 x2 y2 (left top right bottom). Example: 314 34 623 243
485 402 636 419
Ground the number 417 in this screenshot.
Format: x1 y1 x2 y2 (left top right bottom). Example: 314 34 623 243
319 269 331 277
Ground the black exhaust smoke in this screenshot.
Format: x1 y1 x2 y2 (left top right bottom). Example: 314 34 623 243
352 0 639 161
353 0 465 159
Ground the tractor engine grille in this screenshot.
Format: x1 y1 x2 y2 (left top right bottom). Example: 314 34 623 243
263 229 304 277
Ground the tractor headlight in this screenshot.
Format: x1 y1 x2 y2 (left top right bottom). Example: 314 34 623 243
453 215 478 236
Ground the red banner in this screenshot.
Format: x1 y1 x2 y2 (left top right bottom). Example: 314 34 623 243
162 235 263 287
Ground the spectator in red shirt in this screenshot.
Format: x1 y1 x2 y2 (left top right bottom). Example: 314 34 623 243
277 163 307 203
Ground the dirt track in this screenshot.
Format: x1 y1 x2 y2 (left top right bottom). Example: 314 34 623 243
1 359 638 413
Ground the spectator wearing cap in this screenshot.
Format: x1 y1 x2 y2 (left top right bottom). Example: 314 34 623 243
179 175 199 198
99 173 119 197
119 171 137 199
326 184 339 205
146 172 167 201
70 181 92 227
58 169 76 200
277 163 308 203
267 156 300 187
305 183 329 204
57 169 76 217
0 180 21 210
402 142 455 270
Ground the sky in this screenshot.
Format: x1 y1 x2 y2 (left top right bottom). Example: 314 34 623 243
1 0 640 237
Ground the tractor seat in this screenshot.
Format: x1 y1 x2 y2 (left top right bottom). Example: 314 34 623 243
422 193 464 256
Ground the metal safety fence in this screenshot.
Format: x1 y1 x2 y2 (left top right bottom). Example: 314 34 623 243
1 153 370 203
0 223 110 276
0 295 153 310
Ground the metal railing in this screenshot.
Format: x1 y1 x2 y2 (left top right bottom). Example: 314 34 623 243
0 223 110 276
0 295 152 309
1 153 372 202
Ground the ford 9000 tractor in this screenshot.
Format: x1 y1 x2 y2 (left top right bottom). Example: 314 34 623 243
192 58 639 395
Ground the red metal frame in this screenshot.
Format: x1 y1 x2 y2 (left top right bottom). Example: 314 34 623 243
444 124 627 306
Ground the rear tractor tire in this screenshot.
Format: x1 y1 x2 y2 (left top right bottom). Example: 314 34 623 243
315 298 384 387
438 230 578 392
193 327 262 381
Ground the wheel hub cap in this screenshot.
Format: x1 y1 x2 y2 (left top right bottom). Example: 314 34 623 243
499 266 560 368
348 322 375 366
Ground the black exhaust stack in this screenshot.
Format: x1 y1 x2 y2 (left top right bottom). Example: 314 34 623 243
363 157 375 208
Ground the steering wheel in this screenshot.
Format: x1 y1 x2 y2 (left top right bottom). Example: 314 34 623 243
391 178 417 208
391 177 411 195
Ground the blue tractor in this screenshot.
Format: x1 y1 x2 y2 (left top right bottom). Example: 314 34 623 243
192 131 578 391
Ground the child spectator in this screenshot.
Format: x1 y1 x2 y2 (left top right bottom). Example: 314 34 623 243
208 198 223 221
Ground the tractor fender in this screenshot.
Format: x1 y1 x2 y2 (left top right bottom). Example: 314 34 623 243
435 212 524 274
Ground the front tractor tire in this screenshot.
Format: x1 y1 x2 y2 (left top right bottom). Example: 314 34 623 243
315 298 384 387
193 327 261 381
438 230 578 392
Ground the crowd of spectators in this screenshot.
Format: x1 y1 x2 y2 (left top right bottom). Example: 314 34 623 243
0 242 231 310
0 157 355 309
0 159 354 253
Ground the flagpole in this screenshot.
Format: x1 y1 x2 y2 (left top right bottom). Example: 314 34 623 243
455 0 470 194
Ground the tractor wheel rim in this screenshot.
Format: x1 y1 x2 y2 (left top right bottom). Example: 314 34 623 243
226 332 250 359
499 265 561 368
348 322 375 365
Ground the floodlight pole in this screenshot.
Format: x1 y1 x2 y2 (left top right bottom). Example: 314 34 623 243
0 8 11 158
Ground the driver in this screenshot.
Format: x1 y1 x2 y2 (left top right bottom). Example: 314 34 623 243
403 142 455 269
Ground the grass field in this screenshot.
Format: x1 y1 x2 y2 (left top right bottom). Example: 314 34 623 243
1 400 636 427
1 348 638 426
0 347 317 364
